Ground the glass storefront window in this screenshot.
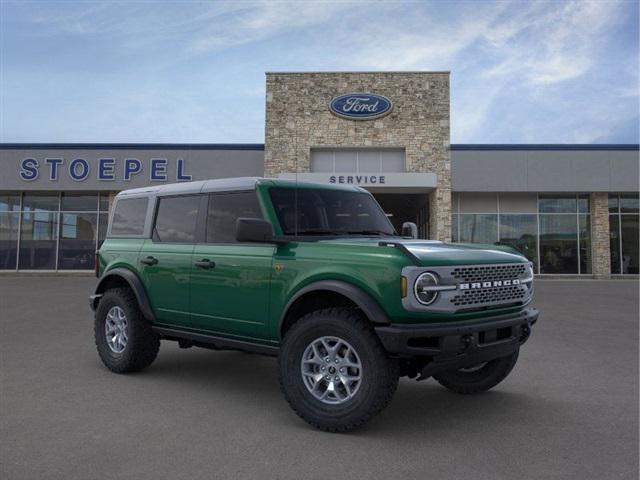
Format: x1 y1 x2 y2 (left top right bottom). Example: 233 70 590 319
459 214 498 244
1 191 111 270
609 194 639 274
620 215 639 274
610 215 621 274
451 214 459 242
19 211 58 269
620 194 639 214
61 193 99 211
22 193 59 212
499 214 537 268
538 196 577 213
579 215 591 274
539 214 578 274
58 213 98 269
0 192 21 212
0 212 19 269
578 195 590 214
99 193 110 212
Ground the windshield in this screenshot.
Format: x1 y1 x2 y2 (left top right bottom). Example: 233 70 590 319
268 187 396 236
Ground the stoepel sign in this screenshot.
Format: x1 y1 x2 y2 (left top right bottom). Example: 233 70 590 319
19 157 192 182
329 93 393 120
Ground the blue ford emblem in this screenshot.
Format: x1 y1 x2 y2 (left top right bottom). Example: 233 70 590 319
329 93 393 120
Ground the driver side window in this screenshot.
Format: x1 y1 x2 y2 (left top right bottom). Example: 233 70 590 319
206 191 263 243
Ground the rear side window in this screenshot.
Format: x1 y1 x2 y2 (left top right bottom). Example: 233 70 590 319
110 198 148 236
206 192 263 243
153 195 200 243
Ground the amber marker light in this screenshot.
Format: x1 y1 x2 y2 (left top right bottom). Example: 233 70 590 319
401 276 408 298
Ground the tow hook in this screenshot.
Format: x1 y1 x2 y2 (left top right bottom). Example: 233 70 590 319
520 325 531 342
459 334 474 353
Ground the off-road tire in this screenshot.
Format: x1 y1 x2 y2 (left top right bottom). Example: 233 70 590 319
278 308 399 432
94 287 160 373
433 350 519 394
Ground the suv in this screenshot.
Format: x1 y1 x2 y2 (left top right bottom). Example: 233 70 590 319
91 177 538 432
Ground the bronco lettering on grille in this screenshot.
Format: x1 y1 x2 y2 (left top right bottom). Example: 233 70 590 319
459 279 521 290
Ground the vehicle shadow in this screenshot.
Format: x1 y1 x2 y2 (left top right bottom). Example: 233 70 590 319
142 345 540 436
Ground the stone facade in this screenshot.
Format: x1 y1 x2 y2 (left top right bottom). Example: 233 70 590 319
264 72 451 241
590 192 611 277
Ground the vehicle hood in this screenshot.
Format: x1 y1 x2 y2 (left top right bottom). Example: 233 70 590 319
319 237 528 266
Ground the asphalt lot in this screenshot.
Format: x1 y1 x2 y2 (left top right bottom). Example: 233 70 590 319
1 276 638 480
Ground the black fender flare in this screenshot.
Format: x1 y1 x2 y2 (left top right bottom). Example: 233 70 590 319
279 280 391 336
93 268 156 323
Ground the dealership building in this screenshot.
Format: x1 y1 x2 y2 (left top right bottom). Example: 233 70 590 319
0 72 638 276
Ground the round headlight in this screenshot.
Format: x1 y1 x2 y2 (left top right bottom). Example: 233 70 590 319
414 272 439 305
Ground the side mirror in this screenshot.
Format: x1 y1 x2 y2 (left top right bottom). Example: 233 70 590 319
401 222 418 239
236 217 280 243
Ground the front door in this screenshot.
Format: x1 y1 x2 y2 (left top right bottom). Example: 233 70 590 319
189 191 274 340
139 194 200 327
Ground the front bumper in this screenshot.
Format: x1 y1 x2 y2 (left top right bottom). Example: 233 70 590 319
375 307 538 377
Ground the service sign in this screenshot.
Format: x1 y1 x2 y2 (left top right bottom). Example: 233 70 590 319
329 93 393 120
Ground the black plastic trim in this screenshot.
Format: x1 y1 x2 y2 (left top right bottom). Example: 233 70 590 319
91 268 156 322
378 241 421 265
153 326 279 356
375 307 538 357
279 279 391 336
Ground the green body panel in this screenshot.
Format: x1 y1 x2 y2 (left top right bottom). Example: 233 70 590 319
97 238 145 275
98 179 531 345
189 243 274 339
139 239 195 326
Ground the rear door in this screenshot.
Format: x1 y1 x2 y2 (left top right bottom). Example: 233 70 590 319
139 194 200 327
189 191 274 340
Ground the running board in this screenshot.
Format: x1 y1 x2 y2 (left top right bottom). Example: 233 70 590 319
152 326 279 357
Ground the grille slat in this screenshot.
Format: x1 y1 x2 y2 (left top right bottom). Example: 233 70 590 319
448 263 530 308
451 264 527 283
451 285 527 307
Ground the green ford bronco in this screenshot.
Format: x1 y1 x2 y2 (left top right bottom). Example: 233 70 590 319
91 177 538 432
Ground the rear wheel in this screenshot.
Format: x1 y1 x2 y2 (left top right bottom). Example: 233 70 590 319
433 350 519 394
278 308 399 432
94 287 160 373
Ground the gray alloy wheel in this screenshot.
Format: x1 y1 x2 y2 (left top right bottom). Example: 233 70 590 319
105 306 128 353
300 336 363 405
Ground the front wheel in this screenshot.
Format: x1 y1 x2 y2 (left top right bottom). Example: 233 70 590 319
278 308 399 432
433 350 519 394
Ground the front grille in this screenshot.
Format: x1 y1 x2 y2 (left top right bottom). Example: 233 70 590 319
450 285 527 307
451 264 527 283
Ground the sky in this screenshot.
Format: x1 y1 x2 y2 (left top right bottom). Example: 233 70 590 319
0 0 638 144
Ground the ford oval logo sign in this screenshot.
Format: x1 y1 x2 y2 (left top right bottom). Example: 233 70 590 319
329 93 393 120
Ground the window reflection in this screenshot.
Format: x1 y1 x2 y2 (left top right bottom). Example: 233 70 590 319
19 211 58 269
458 214 498 244
58 213 97 269
0 212 19 269
499 214 537 269
620 215 639 274
609 194 639 274
539 215 578 274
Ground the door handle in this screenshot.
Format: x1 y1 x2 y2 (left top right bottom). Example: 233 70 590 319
140 256 158 266
194 259 216 269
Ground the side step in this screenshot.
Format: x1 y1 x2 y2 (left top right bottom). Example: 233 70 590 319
152 326 279 357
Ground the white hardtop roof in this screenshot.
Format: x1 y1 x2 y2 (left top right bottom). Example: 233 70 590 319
116 177 263 198
116 177 365 198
